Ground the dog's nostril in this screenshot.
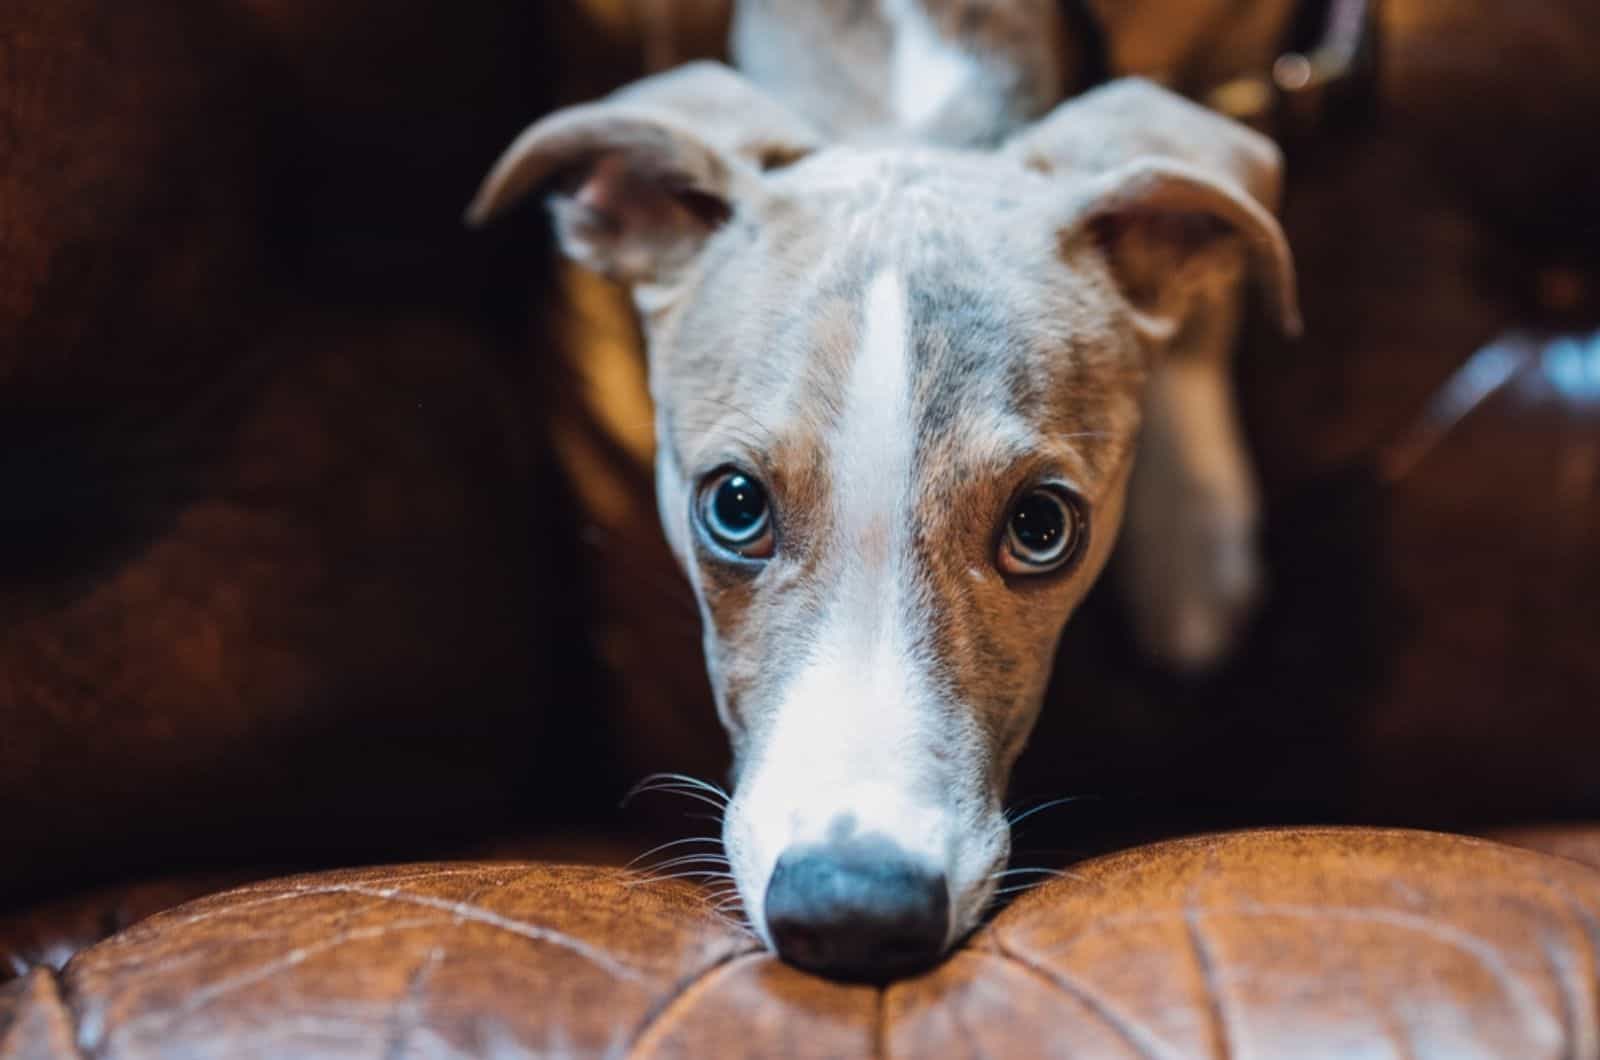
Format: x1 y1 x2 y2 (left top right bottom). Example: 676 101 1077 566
763 840 949 982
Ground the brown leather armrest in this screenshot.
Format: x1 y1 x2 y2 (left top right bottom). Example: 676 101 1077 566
5 828 1598 1057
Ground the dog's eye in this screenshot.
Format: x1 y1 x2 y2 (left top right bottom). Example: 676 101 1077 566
700 470 774 558
999 488 1085 575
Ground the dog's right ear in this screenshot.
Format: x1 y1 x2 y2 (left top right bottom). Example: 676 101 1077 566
466 62 823 286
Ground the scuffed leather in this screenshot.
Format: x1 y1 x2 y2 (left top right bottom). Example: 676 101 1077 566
1489 825 1600 876
5 829 1599 1059
0 874 263 983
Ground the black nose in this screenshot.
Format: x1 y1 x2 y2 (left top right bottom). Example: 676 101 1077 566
764 839 949 981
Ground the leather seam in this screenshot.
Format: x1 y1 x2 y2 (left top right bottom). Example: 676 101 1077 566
989 940 1166 1059
9 967 90 1060
284 884 650 985
381 944 444 1060
623 947 764 1058
51 966 92 1060
874 982 889 1060
1183 907 1234 1059
1541 877 1600 1059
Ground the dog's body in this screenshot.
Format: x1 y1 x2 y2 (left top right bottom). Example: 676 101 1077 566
472 1 1297 978
731 0 1073 147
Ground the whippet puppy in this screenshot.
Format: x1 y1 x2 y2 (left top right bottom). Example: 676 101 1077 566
469 1 1298 979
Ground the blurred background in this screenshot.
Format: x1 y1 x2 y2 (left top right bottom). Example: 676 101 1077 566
2 0 1597 932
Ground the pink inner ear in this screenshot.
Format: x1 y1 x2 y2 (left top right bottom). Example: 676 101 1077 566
1091 209 1231 259
574 153 730 239
1082 208 1243 341
673 188 733 229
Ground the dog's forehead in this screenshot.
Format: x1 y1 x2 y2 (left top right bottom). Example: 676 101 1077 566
765 146 1049 260
767 146 1128 383
663 146 1138 482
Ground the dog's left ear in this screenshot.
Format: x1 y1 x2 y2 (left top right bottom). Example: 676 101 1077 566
466 62 823 286
1006 78 1301 340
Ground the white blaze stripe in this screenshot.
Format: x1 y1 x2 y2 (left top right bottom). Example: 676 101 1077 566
791 266 920 753
726 269 1012 948
838 267 913 550
738 269 940 879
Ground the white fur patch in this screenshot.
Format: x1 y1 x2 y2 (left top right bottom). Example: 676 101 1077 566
888 1 982 129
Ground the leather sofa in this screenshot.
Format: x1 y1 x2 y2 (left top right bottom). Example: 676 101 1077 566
8 828 1600 1057
4 0 1600 1056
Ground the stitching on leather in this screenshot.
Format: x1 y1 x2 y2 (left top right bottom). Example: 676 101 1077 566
381 943 445 1060
1530 929 1582 1060
106 916 445 1045
1063 901 1557 1020
307 885 656 986
1537 881 1600 1058
158 867 528 928
1236 902 1559 1036
925 975 997 1060
622 948 765 1058
1565 897 1600 1058
1508 860 1597 1060
987 942 1170 1059
0 978 15 1043
86 867 542 977
49 964 93 1060
68 868 741 1053
3 968 89 1060
1183 908 1234 1059
1008 896 1587 1055
874 982 889 1060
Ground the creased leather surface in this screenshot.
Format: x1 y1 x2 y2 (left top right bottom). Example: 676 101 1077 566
7 829 1598 1059
1489 825 1600 876
0 875 257 984
0 970 80 1060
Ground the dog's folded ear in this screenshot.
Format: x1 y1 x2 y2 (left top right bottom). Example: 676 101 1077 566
1006 78 1301 340
466 61 824 286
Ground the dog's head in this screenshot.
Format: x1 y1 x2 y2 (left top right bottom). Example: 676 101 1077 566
472 64 1296 980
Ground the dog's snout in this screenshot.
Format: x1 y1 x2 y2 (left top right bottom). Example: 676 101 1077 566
763 839 949 981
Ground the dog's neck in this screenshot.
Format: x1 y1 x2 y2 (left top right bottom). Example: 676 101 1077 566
729 0 1078 148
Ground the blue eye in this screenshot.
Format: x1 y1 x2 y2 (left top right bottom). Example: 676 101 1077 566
701 471 774 557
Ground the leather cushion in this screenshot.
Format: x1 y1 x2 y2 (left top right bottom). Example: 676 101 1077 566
5 828 1599 1058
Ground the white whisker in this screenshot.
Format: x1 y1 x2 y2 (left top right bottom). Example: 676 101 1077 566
625 835 723 869
630 870 737 887
989 867 1068 881
625 787 728 813
646 853 731 873
1004 794 1097 829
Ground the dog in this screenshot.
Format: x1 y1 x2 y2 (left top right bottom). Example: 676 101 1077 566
468 0 1298 979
